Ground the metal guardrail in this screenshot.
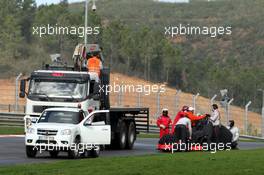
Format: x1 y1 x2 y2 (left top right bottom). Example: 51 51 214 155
0 113 263 141
240 135 264 141
0 112 24 126
0 112 151 132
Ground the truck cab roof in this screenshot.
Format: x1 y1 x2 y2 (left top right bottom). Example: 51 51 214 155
30 70 99 82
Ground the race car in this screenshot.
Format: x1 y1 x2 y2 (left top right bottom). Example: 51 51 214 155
157 115 236 152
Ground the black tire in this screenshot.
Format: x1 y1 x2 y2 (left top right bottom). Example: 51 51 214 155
158 134 177 144
117 121 127 149
231 142 238 149
80 150 87 158
26 146 37 158
89 146 100 158
126 122 136 149
68 137 80 159
49 151 59 158
219 125 233 144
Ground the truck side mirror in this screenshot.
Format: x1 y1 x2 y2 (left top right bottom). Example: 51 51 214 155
19 92 25 98
19 79 26 98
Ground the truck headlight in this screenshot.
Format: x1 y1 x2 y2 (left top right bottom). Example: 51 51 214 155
27 127 35 134
61 129 71 135
25 118 32 128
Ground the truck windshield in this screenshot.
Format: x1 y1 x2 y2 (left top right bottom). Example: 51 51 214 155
28 80 87 101
38 111 84 124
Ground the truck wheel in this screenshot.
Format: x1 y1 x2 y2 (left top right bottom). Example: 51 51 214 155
26 146 37 158
90 146 100 158
49 151 59 158
118 121 127 149
126 122 136 149
68 137 80 159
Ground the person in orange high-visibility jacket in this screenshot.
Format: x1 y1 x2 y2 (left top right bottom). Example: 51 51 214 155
171 106 189 134
156 108 172 138
87 54 103 76
186 107 206 126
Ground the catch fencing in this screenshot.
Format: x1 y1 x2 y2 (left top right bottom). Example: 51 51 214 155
0 73 263 138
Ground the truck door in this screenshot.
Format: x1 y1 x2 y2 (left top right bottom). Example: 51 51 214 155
80 111 111 145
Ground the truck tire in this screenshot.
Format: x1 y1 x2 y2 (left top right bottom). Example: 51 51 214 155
26 146 37 158
126 122 136 149
68 137 80 159
117 121 127 149
49 151 59 158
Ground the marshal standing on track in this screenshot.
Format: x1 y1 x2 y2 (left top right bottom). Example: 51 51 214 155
156 108 172 138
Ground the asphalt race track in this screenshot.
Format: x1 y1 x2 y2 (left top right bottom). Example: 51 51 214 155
0 136 264 166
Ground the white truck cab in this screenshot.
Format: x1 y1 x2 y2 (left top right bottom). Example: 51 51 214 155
20 68 102 131
25 107 110 158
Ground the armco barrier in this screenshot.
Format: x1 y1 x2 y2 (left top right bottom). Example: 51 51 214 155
0 112 150 132
0 112 24 126
1 113 263 141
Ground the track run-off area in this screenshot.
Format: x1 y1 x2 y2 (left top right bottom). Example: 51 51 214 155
0 136 264 166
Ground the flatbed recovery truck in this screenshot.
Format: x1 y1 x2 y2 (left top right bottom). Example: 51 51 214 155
20 44 149 158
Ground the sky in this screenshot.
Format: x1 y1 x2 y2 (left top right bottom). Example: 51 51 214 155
35 0 189 6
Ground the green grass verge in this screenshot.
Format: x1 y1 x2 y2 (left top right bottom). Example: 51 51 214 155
239 138 264 142
0 126 24 135
0 149 264 175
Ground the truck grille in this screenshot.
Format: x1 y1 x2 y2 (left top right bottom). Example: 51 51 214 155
36 140 57 144
33 106 60 113
37 129 58 136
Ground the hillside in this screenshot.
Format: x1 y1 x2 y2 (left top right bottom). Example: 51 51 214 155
70 0 264 110
0 73 261 135
0 0 263 110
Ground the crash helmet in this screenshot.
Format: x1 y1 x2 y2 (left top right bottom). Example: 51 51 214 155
182 105 189 112
162 108 168 116
229 120 235 128
188 106 195 113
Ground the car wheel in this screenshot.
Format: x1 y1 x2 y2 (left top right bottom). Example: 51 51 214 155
90 145 100 158
68 137 80 159
26 146 37 158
